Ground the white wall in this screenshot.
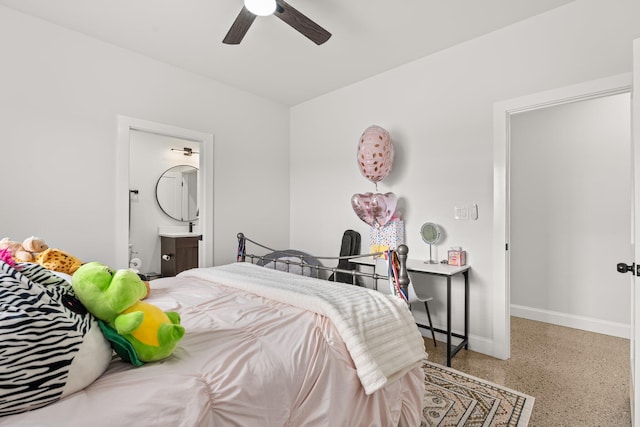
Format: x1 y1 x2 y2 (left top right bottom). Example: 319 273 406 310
290 0 640 352
510 93 631 336
1 0 638 353
0 6 291 267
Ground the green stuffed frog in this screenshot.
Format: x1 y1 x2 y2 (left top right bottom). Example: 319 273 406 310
72 262 185 365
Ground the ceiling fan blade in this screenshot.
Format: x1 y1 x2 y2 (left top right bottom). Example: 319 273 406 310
223 6 257 44
274 0 331 45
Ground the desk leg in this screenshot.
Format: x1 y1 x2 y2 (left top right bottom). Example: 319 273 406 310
464 270 469 350
447 276 452 367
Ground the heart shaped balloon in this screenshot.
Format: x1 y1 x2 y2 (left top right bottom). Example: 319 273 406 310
351 192 375 226
371 192 398 227
351 192 398 227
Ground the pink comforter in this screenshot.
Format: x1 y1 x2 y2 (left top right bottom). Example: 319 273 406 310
0 267 425 426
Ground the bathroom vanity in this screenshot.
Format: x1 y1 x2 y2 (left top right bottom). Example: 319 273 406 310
160 233 201 277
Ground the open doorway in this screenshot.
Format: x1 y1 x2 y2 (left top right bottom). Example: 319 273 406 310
115 116 214 271
510 92 631 336
492 73 632 359
128 130 201 277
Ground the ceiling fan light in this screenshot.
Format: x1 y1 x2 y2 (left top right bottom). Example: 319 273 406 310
244 0 276 16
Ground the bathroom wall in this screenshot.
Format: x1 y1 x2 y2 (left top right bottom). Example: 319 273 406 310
129 130 199 275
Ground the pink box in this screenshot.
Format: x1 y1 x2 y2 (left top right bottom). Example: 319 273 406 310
448 250 467 266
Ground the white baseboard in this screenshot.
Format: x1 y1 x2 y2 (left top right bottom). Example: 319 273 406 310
510 304 629 339
417 305 629 361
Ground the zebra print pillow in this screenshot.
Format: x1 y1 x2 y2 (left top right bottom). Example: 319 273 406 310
0 261 112 417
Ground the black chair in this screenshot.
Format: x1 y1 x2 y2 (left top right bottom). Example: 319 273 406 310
328 230 361 285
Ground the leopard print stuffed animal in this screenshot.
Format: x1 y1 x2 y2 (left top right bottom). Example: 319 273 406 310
35 248 83 275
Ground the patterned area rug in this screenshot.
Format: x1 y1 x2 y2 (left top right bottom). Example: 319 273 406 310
421 361 534 426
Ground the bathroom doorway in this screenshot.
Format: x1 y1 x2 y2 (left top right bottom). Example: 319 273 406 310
115 116 214 271
129 130 200 276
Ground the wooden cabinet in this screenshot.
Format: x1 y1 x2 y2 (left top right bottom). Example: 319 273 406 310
161 236 200 277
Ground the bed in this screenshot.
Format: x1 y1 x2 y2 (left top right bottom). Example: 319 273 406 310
0 234 426 426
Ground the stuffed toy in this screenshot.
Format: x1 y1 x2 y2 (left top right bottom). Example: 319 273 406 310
0 237 86 275
36 248 83 275
72 262 185 366
0 236 48 262
0 238 24 260
23 235 49 256
0 260 112 417
0 247 15 267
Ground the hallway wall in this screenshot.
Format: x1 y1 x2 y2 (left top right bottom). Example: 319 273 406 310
510 92 631 337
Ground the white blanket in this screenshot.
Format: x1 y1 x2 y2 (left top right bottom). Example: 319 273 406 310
179 262 426 394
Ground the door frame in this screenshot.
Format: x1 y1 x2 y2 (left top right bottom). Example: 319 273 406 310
631 37 640 425
115 115 214 270
492 73 632 359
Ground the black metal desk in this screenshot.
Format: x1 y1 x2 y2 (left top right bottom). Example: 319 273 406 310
350 257 470 367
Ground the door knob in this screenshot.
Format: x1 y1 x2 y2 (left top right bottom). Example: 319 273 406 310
162 254 173 261
617 262 635 274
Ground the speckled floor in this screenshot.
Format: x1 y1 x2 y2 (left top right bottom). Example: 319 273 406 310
423 316 631 427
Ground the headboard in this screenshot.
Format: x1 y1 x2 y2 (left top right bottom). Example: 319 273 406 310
236 232 411 301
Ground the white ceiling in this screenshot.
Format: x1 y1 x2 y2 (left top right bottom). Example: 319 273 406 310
0 0 575 106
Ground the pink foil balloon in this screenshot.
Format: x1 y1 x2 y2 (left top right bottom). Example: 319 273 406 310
357 125 394 184
351 192 398 227
351 193 375 226
371 192 398 226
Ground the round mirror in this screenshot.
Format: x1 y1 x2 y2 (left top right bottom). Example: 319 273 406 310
155 165 199 221
420 222 442 245
420 222 442 264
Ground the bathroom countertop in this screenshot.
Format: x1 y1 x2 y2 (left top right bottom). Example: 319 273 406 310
159 232 202 238
158 225 200 238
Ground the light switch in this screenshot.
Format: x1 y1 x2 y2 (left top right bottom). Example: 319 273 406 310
454 206 468 220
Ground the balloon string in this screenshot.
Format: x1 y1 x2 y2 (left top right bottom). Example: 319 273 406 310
375 182 378 192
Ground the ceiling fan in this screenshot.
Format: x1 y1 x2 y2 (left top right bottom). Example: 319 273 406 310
223 0 331 45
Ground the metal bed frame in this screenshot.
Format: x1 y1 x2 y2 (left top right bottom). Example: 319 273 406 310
236 232 411 298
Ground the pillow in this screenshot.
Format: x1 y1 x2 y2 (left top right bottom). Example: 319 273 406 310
0 261 112 417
